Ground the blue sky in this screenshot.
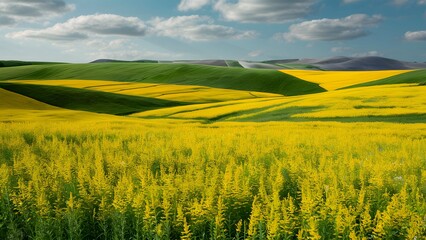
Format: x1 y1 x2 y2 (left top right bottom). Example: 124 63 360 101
0 0 425 62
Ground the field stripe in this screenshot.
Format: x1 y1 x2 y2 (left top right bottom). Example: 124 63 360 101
280 70 413 90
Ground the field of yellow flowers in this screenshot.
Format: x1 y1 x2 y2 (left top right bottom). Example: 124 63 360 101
0 121 425 239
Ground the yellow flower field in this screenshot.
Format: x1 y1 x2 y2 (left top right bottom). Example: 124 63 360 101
133 84 426 122
0 121 424 239
7 80 282 103
280 69 413 90
0 66 425 239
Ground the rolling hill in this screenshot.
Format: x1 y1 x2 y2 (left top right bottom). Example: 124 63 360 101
280 69 413 90
0 82 188 115
88 56 426 70
343 69 426 89
0 58 424 124
0 63 325 96
6 79 283 103
132 84 426 123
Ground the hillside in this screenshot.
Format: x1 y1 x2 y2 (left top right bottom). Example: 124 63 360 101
0 60 64 68
0 82 188 115
0 60 424 124
281 70 413 90
344 69 426 88
88 56 426 70
0 63 325 96
132 84 426 123
6 79 283 104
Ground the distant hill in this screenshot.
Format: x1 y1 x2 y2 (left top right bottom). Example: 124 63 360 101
0 60 64 68
314 57 410 70
89 56 426 70
0 63 326 96
91 59 159 63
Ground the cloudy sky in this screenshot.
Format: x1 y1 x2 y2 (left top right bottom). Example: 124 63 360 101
0 0 425 62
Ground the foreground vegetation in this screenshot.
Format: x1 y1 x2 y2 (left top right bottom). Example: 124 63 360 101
0 62 425 239
0 121 425 239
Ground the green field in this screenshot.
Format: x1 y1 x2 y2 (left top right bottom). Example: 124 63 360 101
0 62 425 239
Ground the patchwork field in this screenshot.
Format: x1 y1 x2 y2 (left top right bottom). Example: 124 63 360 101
0 62 425 239
280 69 413 90
5 80 283 103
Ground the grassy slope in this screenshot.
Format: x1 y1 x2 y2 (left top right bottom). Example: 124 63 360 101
0 88 140 122
0 63 326 96
343 69 426 89
0 60 64 67
133 84 426 123
7 79 284 103
281 70 413 90
0 82 188 115
0 88 57 110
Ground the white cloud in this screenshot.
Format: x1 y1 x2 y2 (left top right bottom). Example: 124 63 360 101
405 31 426 41
150 15 256 41
352 50 381 57
7 14 147 41
8 14 256 42
178 0 210 11
282 14 383 41
0 0 74 25
89 49 181 61
419 0 426 4
213 0 317 23
0 16 15 26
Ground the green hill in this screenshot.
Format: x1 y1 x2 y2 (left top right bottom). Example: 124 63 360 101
343 69 426 89
0 82 188 115
0 63 326 96
0 60 65 68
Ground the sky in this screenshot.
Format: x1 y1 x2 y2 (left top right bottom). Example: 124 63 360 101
0 0 425 62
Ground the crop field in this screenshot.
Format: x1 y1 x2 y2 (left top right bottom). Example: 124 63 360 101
5 80 283 103
280 70 413 90
0 63 425 239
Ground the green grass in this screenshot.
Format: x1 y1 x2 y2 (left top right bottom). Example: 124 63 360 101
343 69 426 89
0 63 326 96
132 84 426 123
0 82 188 115
0 60 65 68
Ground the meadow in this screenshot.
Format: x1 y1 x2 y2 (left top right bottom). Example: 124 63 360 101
0 63 425 239
1 121 425 239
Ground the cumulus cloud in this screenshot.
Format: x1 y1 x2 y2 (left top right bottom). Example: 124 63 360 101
0 16 15 26
405 31 426 41
8 14 256 42
7 14 147 41
282 14 383 41
89 50 182 61
86 39 182 60
0 0 74 25
213 0 317 23
178 0 210 11
150 15 256 41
